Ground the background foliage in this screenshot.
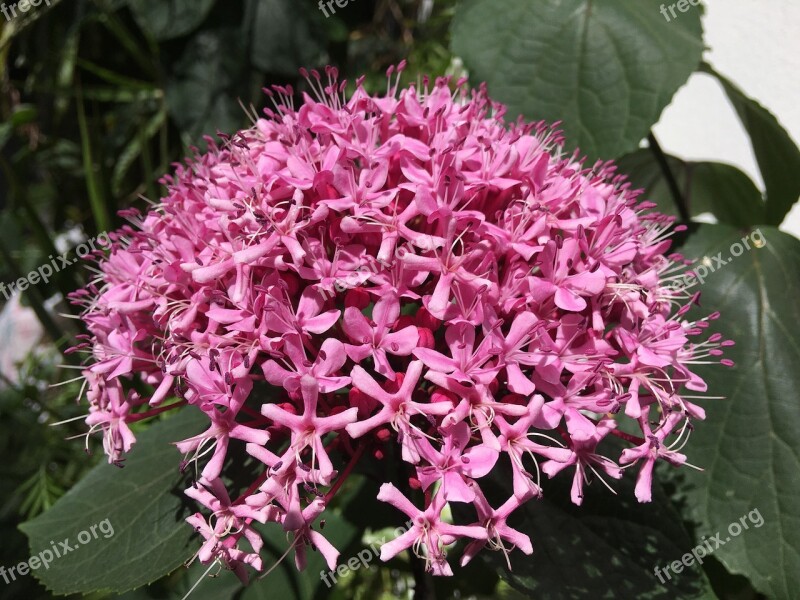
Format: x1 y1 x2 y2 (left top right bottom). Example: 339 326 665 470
0 1 797 599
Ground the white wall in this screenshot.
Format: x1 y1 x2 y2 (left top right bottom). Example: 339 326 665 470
652 0 800 236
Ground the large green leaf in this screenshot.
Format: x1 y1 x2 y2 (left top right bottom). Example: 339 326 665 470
703 64 800 226
451 0 704 160
19 409 206 595
617 150 766 227
127 0 217 40
673 225 800 599
249 0 327 76
688 162 765 226
164 28 251 144
468 463 716 600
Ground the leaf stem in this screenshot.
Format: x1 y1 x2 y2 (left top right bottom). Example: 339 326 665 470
76 84 112 233
129 400 187 422
325 442 366 503
648 132 690 223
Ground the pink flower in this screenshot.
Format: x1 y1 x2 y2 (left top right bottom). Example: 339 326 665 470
346 361 452 462
541 417 623 506
262 286 341 337
287 498 341 571
175 405 269 480
496 395 572 499
342 295 418 379
261 374 357 484
528 239 607 312
416 422 499 502
413 321 501 386
185 478 265 583
261 335 351 394
619 410 690 502
69 64 730 581
377 483 487 576
460 482 533 568
84 380 138 465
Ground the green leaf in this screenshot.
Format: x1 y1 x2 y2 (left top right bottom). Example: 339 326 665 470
469 467 716 600
9 104 37 127
16 466 64 519
76 86 112 232
0 122 13 149
164 28 250 144
111 107 167 196
672 225 800 600
249 0 327 76
451 0 704 160
617 150 766 227
19 409 207 595
76 58 157 91
702 64 800 226
688 163 765 227
127 0 217 40
616 148 686 218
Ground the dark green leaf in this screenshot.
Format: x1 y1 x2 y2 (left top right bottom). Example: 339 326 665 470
249 0 327 76
9 104 37 126
702 64 800 226
673 225 800 600
688 163 765 226
451 0 704 160
19 409 206 595
76 88 112 232
618 150 766 227
0 122 12 149
164 28 250 144
616 148 686 217
465 456 716 599
127 0 216 40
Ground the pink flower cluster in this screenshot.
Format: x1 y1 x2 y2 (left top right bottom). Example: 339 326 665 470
69 65 731 582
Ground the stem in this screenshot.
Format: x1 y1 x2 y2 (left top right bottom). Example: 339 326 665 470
609 428 645 446
76 83 112 233
239 405 263 419
129 400 186 422
584 413 646 446
239 417 271 428
647 132 690 223
324 443 365 503
234 470 270 506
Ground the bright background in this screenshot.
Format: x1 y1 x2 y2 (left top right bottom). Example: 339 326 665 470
654 0 800 235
